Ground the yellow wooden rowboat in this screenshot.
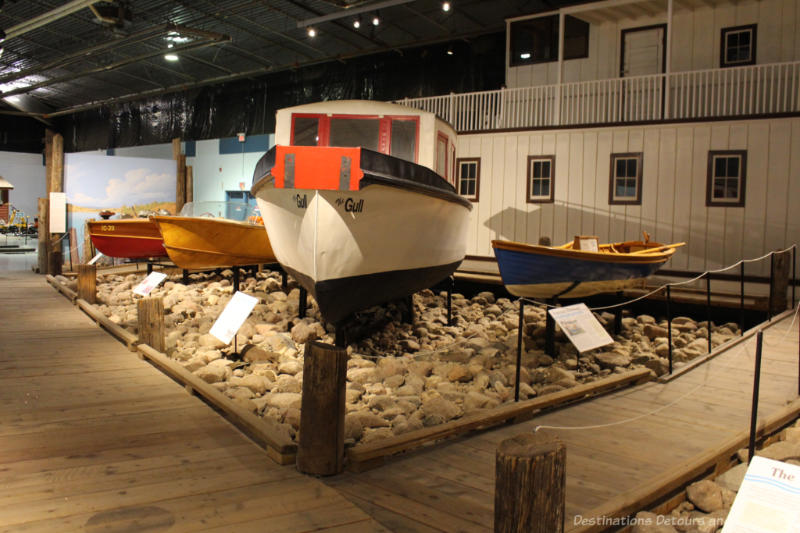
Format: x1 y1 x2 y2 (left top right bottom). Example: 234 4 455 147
151 215 275 270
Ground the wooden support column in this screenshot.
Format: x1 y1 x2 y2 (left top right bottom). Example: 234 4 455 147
41 129 65 275
37 197 49 274
77 264 97 304
495 432 566 533
297 341 348 475
82 218 95 263
173 138 187 213
137 297 166 352
770 249 791 315
186 165 194 204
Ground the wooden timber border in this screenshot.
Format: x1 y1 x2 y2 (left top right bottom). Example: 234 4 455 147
45 274 297 465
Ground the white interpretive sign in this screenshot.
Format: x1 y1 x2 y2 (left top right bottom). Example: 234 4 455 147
88 252 103 265
721 456 800 532
548 303 613 353
49 192 67 233
209 291 258 345
132 272 168 296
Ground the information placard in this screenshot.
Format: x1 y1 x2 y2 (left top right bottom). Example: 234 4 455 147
132 272 168 296
548 303 614 353
721 456 800 532
88 252 104 265
209 291 258 345
49 192 66 233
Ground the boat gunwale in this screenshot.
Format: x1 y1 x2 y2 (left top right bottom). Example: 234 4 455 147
492 239 679 264
151 215 265 229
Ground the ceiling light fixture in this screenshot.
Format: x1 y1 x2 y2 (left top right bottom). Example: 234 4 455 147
353 17 361 29
164 53 179 61
307 27 316 37
442 1 451 12
372 13 380 26
447 46 453 55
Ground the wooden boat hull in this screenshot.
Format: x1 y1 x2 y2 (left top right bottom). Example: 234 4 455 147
151 216 275 270
252 146 471 324
87 219 166 259
492 239 678 299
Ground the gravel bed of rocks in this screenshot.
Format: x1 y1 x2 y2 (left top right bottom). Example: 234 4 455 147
53 270 740 446
631 418 800 533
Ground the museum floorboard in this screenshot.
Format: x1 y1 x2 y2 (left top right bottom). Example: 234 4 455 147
0 271 386 532
325 308 800 532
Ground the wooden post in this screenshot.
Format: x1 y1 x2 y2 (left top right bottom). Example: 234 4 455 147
495 432 566 533
68 227 79 271
82 218 95 263
77 264 97 304
770 249 790 315
186 165 194 204
297 341 348 475
176 154 187 213
137 297 166 352
37 197 49 274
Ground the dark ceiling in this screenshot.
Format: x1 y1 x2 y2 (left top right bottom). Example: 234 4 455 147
0 0 584 123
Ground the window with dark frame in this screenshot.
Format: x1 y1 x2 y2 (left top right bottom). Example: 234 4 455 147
720 24 756 67
456 158 480 202
510 15 589 67
706 150 747 207
609 153 642 205
526 155 555 203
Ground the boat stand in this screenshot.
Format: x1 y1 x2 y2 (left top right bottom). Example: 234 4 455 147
446 275 454 326
614 291 623 335
299 287 307 319
402 295 415 324
545 297 557 356
334 324 347 348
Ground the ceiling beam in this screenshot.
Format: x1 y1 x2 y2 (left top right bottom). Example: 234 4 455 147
2 0 100 40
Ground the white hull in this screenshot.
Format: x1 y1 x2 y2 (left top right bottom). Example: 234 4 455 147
254 184 469 322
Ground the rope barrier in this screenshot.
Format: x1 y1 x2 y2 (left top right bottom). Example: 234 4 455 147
533 336 757 433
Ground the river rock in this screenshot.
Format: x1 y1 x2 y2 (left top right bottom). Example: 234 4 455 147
715 463 747 492
266 392 301 410
595 350 631 369
685 480 724 512
198 333 226 349
421 396 461 425
195 365 227 384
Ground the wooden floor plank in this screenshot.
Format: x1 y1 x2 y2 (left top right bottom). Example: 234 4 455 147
0 271 372 532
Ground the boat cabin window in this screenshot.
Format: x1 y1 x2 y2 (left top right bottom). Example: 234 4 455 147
390 119 417 162
330 118 381 152
436 133 448 181
290 113 418 163
292 117 320 146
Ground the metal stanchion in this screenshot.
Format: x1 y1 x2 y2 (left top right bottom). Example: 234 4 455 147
747 330 764 464
768 253 774 322
706 273 712 354
666 285 673 375
515 299 524 402
740 261 745 336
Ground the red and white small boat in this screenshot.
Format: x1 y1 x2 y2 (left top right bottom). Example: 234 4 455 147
251 100 472 324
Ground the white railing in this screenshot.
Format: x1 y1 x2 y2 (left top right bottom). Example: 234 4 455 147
397 61 800 131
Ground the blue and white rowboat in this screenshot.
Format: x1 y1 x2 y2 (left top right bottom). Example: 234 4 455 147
492 235 683 300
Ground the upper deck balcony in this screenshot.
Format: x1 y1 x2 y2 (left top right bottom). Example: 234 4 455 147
397 60 800 132
397 0 800 132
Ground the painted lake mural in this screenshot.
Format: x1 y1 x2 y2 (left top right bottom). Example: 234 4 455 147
64 153 176 260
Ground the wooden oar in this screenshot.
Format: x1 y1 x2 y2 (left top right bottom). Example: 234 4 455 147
628 242 685 255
